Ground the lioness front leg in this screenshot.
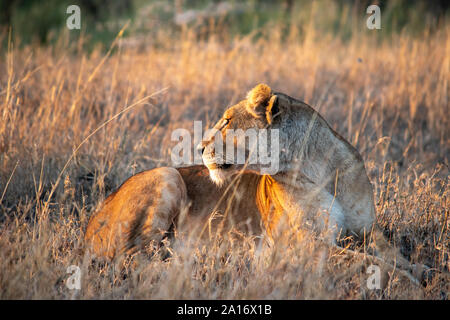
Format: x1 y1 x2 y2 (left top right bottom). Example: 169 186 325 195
84 167 188 259
274 181 347 244
303 187 347 244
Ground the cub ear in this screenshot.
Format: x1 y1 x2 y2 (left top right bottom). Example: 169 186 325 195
246 83 279 124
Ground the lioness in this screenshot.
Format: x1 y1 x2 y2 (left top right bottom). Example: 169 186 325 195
84 84 393 265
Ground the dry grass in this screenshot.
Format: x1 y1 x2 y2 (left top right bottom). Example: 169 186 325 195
0 23 449 299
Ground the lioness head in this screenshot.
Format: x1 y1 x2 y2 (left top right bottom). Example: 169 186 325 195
199 84 284 185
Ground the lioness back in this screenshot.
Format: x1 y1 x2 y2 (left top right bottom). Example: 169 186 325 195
84 167 187 259
85 166 267 258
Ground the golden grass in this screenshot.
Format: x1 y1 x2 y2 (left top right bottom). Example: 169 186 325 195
0 24 448 299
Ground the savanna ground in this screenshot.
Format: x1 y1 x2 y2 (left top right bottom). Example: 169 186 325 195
0 1 449 299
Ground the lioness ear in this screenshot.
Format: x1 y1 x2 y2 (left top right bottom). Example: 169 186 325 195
246 83 273 119
247 83 272 108
246 84 280 124
265 95 279 125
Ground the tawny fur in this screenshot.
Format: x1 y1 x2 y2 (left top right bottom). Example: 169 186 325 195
84 84 421 284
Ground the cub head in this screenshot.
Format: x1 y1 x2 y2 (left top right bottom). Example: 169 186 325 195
199 83 284 185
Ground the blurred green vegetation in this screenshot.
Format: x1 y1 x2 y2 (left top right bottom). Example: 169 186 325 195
0 0 448 49
0 0 134 47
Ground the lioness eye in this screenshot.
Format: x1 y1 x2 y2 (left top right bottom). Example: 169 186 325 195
223 118 230 126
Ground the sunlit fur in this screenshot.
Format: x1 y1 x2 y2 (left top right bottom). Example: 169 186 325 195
85 84 418 281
